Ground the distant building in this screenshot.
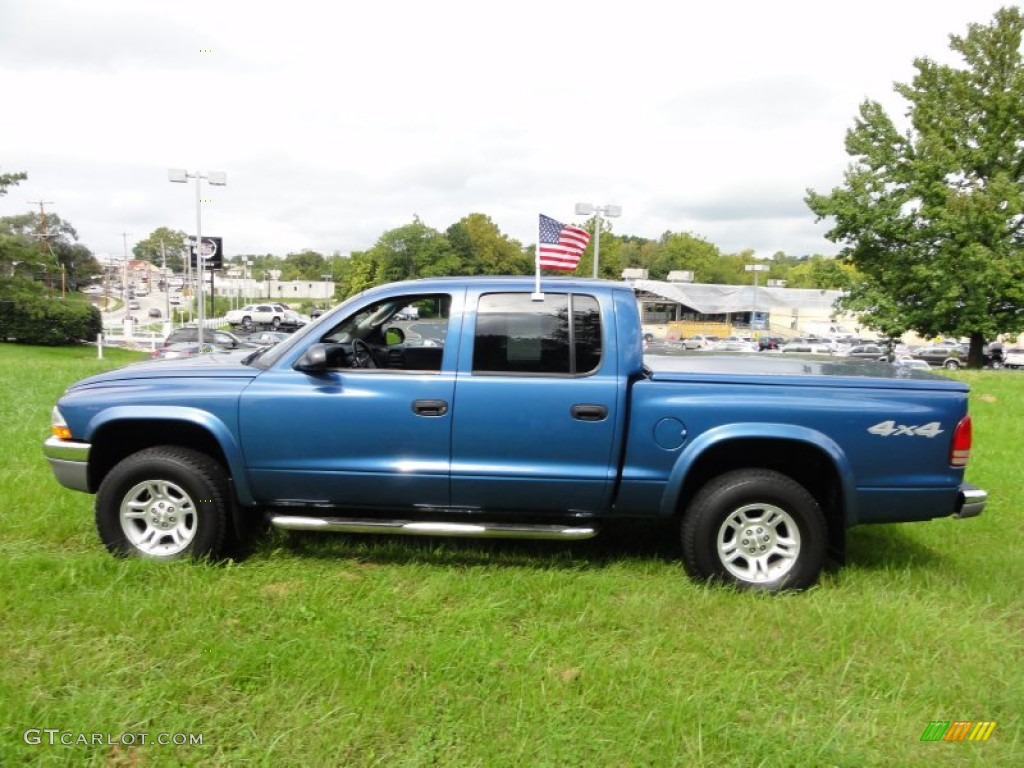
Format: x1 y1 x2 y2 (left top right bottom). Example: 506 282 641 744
631 279 853 338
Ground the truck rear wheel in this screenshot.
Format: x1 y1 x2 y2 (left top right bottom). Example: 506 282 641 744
681 469 826 591
95 447 229 560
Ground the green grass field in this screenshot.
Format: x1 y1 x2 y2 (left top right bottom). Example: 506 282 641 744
0 344 1020 766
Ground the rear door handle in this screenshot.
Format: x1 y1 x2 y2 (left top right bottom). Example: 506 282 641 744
571 404 608 421
413 399 449 417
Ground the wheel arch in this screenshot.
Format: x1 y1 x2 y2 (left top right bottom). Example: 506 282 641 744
663 425 855 562
86 408 253 505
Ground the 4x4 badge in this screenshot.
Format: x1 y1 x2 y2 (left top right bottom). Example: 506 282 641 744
867 420 944 438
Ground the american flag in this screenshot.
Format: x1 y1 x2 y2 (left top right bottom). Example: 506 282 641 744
538 214 590 271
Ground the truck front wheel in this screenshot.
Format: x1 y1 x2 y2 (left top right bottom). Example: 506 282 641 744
95 447 229 560
681 469 827 591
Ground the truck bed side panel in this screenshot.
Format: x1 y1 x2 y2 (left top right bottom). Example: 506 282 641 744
614 375 968 525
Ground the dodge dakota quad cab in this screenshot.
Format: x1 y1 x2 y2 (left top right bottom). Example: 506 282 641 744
44 277 987 590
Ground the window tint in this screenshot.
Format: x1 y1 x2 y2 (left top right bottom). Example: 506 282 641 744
473 293 602 375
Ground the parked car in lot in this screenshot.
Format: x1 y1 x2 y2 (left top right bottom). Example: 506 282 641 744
682 334 719 350
912 344 968 369
148 308 161 318
840 344 889 361
393 305 420 321
1002 348 1024 369
245 331 290 347
163 327 257 350
714 336 757 352
150 343 218 360
894 356 933 372
780 338 834 355
225 303 304 329
127 300 140 310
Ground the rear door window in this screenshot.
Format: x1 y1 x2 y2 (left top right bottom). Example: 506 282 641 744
472 293 602 376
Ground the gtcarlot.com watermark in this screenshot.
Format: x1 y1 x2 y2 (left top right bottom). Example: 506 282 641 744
24 729 203 747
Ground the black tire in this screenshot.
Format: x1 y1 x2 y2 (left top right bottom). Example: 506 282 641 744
95 446 230 560
241 316 253 328
944 359 960 370
681 469 827 591
271 317 281 328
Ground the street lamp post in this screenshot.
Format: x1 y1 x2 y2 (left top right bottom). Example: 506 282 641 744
745 263 769 334
574 202 622 278
160 240 170 322
168 169 226 345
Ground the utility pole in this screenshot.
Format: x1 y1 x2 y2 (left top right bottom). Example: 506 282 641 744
28 200 58 296
121 232 131 305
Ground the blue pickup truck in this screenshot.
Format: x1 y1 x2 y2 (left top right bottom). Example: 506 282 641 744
44 277 986 590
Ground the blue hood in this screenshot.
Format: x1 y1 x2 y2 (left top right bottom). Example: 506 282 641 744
68 351 260 390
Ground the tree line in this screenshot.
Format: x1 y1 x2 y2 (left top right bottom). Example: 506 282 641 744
132 214 857 300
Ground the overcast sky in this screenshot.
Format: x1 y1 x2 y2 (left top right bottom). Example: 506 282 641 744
0 0 1014 263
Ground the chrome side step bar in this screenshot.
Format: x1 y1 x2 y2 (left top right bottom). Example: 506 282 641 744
268 515 598 541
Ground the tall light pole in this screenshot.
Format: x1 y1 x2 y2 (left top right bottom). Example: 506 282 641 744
160 240 170 322
168 169 226 345
575 202 622 278
745 263 769 334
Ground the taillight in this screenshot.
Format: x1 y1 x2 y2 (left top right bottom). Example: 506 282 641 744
950 415 972 467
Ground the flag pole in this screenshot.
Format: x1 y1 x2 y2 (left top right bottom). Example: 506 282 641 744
532 214 544 301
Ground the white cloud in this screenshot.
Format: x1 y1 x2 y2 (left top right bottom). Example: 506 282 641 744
0 0 1013 261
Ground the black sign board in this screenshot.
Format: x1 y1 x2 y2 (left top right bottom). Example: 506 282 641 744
189 236 224 270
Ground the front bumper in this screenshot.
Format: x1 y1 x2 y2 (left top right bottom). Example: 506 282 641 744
43 436 91 493
955 483 987 519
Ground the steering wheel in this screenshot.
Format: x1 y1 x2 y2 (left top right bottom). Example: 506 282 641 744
350 339 377 369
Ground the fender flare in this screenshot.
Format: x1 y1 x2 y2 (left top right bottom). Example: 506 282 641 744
87 406 254 505
658 422 859 525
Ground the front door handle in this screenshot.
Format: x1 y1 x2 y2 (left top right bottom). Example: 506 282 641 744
571 404 608 421
413 399 449 417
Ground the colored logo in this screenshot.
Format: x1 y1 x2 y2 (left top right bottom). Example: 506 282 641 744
920 721 996 742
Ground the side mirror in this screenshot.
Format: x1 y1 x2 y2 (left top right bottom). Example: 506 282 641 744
385 326 406 346
295 343 328 372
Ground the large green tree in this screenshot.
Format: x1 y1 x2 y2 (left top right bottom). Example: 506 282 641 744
133 227 190 272
806 7 1024 365
336 217 458 298
446 213 530 275
0 211 101 294
281 249 328 281
651 231 724 282
0 170 33 297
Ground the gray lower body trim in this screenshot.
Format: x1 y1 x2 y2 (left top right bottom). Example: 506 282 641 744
43 437 91 492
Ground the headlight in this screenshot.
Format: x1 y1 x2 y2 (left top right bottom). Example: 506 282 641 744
51 407 72 440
